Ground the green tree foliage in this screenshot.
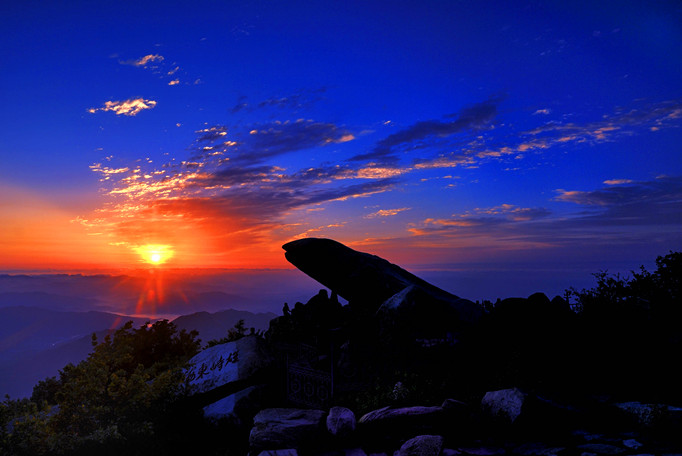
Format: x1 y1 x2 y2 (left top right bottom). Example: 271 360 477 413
2 320 200 456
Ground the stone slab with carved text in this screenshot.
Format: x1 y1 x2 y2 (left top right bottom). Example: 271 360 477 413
185 335 273 395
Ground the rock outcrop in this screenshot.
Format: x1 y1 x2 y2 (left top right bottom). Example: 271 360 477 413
282 238 483 328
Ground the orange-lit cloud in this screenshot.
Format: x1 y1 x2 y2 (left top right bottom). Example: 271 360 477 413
75 97 682 269
88 98 157 116
365 207 410 218
121 54 165 67
603 179 634 185
79 118 394 267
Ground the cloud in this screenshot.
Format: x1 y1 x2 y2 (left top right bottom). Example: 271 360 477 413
603 179 634 185
192 119 354 165
555 176 682 226
349 95 504 163
408 98 682 172
88 98 157 116
81 96 682 267
526 100 682 145
121 54 165 67
365 207 411 218
474 204 552 221
81 120 395 263
403 177 682 261
231 88 327 113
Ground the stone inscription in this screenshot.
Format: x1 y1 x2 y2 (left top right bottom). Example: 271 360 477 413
186 350 239 383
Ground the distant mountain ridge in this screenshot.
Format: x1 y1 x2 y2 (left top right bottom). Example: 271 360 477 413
173 308 277 346
0 306 148 359
0 292 104 312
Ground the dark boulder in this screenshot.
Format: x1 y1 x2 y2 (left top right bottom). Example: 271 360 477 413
249 408 327 452
398 435 444 456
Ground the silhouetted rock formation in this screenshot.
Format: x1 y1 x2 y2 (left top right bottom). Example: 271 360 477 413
282 238 483 327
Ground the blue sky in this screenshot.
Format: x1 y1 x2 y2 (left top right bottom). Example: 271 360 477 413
1 1 681 297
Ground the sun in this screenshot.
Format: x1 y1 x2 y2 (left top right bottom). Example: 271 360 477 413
134 244 174 265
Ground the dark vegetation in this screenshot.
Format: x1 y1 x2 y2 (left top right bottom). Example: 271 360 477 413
1 251 680 455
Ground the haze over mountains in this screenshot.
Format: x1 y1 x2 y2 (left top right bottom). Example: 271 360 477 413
0 270 305 399
0 304 276 399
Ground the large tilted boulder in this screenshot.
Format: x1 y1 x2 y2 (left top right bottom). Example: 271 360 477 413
282 238 482 327
249 408 327 452
185 335 273 397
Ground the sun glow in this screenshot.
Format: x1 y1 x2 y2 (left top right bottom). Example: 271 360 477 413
135 244 174 265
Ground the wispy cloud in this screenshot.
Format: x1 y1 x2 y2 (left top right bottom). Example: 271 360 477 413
81 96 682 266
555 176 682 226
88 98 157 116
118 53 194 86
190 119 354 165
402 176 682 260
349 95 504 163
81 119 394 261
409 203 551 235
231 88 327 113
365 207 411 218
603 179 634 185
120 54 165 67
409 98 682 172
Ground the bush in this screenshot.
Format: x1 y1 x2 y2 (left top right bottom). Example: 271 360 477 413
2 320 201 455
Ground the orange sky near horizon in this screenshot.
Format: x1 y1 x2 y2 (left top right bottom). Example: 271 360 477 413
0 184 292 271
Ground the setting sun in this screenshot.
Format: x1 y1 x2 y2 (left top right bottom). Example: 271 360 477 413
134 244 174 265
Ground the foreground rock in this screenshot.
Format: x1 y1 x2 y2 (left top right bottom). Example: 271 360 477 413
245 392 682 456
249 408 327 452
481 388 527 424
358 405 445 447
359 406 444 426
327 406 356 437
613 401 682 428
202 384 266 424
398 435 444 456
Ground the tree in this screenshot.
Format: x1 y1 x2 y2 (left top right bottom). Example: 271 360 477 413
205 319 250 347
2 320 201 455
567 251 682 402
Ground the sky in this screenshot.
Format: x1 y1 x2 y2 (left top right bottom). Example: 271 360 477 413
1 1 681 298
